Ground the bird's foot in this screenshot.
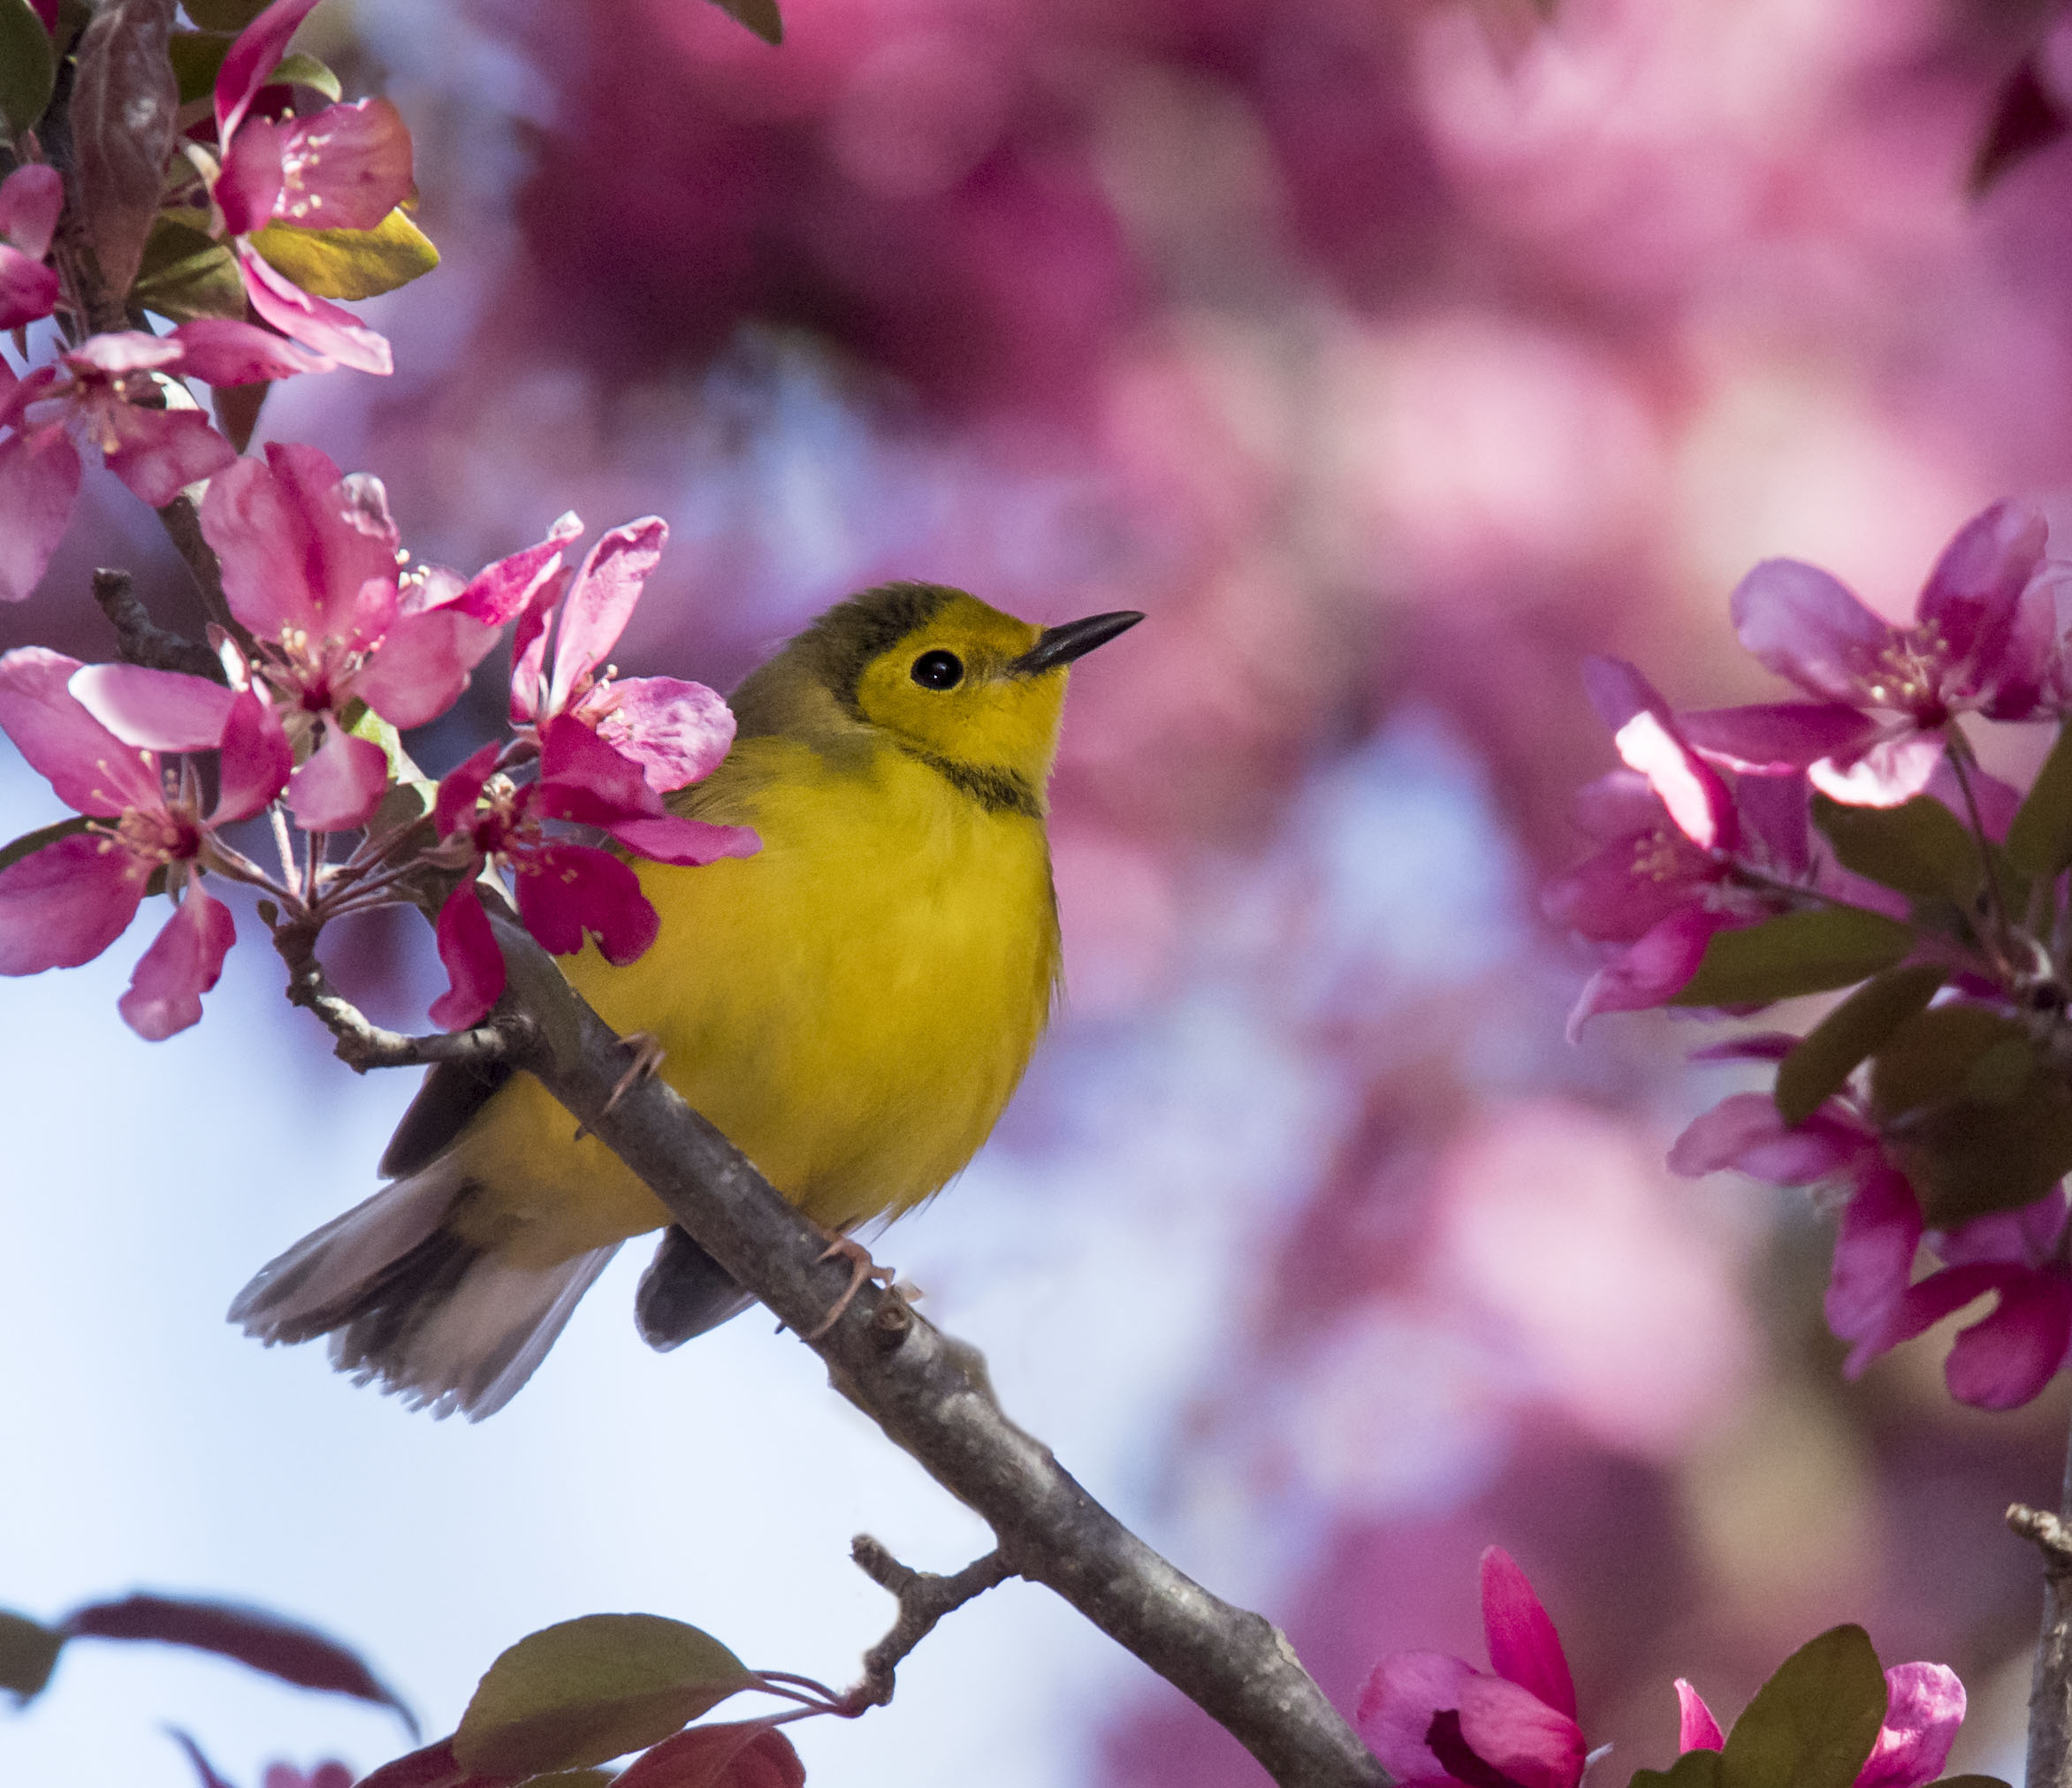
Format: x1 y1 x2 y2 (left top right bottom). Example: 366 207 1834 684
804 1233 898 1342
573 1031 667 1141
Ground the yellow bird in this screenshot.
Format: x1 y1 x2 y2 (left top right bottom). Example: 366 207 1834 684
230 584 1140 1419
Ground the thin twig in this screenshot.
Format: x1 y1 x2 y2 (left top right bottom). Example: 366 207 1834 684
154 492 246 647
2015 1417 2072 1786
270 923 523 1074
841 1539 1014 1713
90 568 225 680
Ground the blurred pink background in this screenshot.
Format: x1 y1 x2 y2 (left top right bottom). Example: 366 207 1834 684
9 0 2072 1782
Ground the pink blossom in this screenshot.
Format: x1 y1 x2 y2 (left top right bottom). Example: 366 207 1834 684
198 445 572 829
1675 1662 1964 1787
1357 1548 1588 1788
0 163 61 331
0 650 288 1038
423 717 757 1028
1708 502 2057 804
205 0 407 376
510 517 736 793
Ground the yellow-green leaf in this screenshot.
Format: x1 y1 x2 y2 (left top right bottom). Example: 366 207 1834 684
2007 722 2072 883
0 1609 62 1701
1672 908 1914 1009
0 0 56 137
704 0 781 44
167 29 233 106
270 51 340 102
1631 1754 1724 1788
132 216 246 323
251 209 439 301
1719 1625 1885 1788
453 1615 758 1778
1812 793 1980 912
1774 962 1945 1127
182 0 270 27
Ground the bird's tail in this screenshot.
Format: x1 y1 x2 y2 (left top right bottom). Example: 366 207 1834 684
228 1166 618 1421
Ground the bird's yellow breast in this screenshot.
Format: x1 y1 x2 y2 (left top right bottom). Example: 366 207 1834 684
446 734 1060 1267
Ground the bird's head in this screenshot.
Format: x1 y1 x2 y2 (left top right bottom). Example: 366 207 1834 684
740 583 1141 808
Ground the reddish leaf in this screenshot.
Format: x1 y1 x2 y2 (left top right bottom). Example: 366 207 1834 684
64 1594 416 1735
351 1738 515 1788
1971 52 2071 197
70 0 179 298
613 1722 806 1788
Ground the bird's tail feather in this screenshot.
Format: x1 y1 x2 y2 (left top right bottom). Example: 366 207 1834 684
229 1168 617 1421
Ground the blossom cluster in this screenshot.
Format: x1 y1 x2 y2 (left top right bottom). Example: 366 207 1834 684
0 445 751 1039
1550 500 2072 1410
0 0 434 601
1360 1548 1971 1788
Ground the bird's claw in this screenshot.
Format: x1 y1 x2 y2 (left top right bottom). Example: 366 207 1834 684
573 1031 667 1141
804 1234 898 1341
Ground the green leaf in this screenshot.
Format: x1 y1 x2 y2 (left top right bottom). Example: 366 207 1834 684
1923 1778 2014 1788
1813 793 1981 911
1631 1754 1724 1788
2007 722 2072 882
250 209 439 301
270 51 341 101
1774 962 1946 1126
452 1616 758 1778
346 706 428 789
0 815 91 878
1718 1624 1885 1788
509 1775 615 1787
1870 1004 2072 1223
131 216 246 323
0 1610 63 1701
181 0 271 27
704 0 781 44
167 29 233 106
0 0 55 137
1672 908 1914 1008
72 0 180 300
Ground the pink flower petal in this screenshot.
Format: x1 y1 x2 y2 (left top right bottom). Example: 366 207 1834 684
1687 1032 1802 1062
275 99 413 231
286 726 388 831
1809 734 1945 807
0 164 63 259
535 711 663 820
215 119 286 238
433 741 502 840
65 331 187 377
1479 1548 1575 1720
211 689 293 823
68 663 236 752
507 566 566 724
354 607 500 730
583 675 736 792
1680 704 1885 774
1942 1268 2072 1410
201 444 399 645
514 841 659 963
240 247 393 376
1668 1092 1875 1184
599 810 760 867
1923 759 2020 842
0 245 58 331
1732 558 1896 706
1826 1165 1924 1357
1542 832 1714 945
0 830 148 974
1455 1675 1587 1788
1935 1192 2068 1269
118 882 236 1039
428 883 504 1031
0 647 163 815
545 518 667 717
1566 908 1733 1039
169 317 331 384
1583 658 1737 852
1571 769 1664 842
1856 1664 1964 1788
217 0 325 141
1355 1651 1482 1783
1735 772 1815 878
1675 1681 1724 1753
1916 501 2048 704
100 405 237 508
0 423 81 603
453 512 582 626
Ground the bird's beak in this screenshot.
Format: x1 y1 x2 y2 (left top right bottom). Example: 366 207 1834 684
1008 611 1145 678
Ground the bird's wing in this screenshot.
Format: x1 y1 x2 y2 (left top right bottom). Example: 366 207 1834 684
378 1058 516 1179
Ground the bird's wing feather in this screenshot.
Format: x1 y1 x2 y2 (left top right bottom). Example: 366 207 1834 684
379 1058 516 1179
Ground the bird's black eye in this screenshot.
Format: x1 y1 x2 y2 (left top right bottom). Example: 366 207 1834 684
910 650 964 689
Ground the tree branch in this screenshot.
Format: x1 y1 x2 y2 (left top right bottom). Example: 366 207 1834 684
271 923 523 1074
842 1538 1013 1713
92 567 225 680
2015 1422 2072 1788
476 910 1388 1788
